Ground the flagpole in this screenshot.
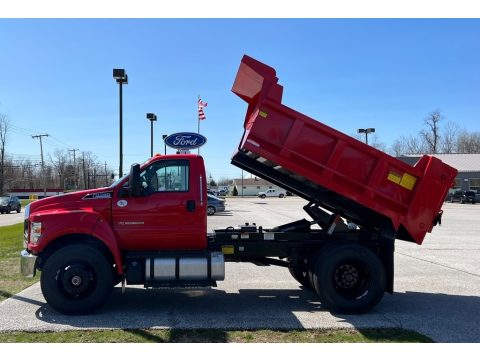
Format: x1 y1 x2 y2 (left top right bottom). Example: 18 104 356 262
197 95 200 155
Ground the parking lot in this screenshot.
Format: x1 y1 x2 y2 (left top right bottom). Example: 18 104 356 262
0 197 479 342
0 208 24 227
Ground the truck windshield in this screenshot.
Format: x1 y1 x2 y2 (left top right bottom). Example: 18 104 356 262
108 173 130 188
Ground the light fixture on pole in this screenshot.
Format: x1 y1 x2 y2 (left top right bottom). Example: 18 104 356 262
162 134 168 155
113 68 128 178
146 113 157 157
358 128 375 145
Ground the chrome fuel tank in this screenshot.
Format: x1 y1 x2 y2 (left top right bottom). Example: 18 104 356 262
145 251 225 282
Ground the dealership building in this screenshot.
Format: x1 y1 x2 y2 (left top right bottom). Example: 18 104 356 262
398 154 480 193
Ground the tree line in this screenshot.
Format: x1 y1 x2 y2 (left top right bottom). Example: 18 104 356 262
390 110 480 156
1 112 114 195
1 109 479 196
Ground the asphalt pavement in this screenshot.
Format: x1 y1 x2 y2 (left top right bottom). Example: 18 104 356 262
0 208 24 227
1 198 479 342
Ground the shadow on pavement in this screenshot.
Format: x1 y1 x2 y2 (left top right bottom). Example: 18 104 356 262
28 286 480 342
34 287 322 330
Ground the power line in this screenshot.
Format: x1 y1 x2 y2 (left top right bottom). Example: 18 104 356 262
10 124 76 150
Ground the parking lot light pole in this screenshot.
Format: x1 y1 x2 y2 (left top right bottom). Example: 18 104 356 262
146 113 157 157
358 128 375 145
113 68 128 178
162 134 168 155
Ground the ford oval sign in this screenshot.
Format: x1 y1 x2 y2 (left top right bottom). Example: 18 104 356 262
164 132 207 150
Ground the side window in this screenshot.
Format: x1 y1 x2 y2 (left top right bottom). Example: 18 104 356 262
140 160 189 194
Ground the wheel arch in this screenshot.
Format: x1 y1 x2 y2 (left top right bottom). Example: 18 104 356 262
37 233 121 275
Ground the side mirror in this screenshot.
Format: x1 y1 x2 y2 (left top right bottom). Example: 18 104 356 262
129 163 142 197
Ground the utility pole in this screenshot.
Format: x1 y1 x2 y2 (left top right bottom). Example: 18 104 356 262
104 161 108 187
32 134 49 197
69 148 79 189
82 152 87 189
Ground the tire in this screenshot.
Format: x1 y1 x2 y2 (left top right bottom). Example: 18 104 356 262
260 194 266 199
289 262 314 290
207 206 216 216
311 242 386 314
279 194 285 198
16 206 21 213
40 244 114 315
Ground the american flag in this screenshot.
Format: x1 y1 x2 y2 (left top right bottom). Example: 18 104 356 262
198 98 207 121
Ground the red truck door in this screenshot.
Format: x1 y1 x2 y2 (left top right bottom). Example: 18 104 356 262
112 157 207 251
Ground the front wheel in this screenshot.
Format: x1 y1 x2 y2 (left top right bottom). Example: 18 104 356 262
207 206 216 216
40 244 114 315
311 243 386 314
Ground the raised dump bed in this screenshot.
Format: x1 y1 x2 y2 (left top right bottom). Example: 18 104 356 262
231 55 457 245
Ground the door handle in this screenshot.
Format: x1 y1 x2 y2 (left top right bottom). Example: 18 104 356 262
186 200 196 212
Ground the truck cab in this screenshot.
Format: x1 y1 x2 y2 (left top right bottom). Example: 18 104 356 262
21 154 221 315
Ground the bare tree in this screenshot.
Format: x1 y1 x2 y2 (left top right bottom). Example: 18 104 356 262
457 131 480 153
217 177 234 186
440 121 461 154
420 110 443 154
0 112 9 194
50 149 69 188
390 134 427 156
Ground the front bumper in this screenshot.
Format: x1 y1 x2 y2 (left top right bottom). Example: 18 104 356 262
20 250 37 277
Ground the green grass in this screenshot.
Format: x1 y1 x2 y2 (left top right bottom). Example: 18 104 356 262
0 223 38 302
0 328 433 343
20 199 34 207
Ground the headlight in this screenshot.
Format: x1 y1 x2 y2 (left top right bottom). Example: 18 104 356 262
30 222 42 245
23 204 31 248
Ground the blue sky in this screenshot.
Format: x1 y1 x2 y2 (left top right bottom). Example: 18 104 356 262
1 19 479 181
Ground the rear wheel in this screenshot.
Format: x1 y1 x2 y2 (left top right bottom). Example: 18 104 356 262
40 244 114 315
288 262 313 290
311 243 386 314
279 194 285 198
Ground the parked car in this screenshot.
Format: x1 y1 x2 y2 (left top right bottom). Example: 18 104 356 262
217 189 228 196
207 194 226 215
0 195 22 214
462 191 477 204
448 190 476 204
258 189 286 198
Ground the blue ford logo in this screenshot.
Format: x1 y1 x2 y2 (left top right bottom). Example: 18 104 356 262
164 132 207 150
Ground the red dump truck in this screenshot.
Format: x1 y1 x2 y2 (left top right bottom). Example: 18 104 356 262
21 55 457 315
